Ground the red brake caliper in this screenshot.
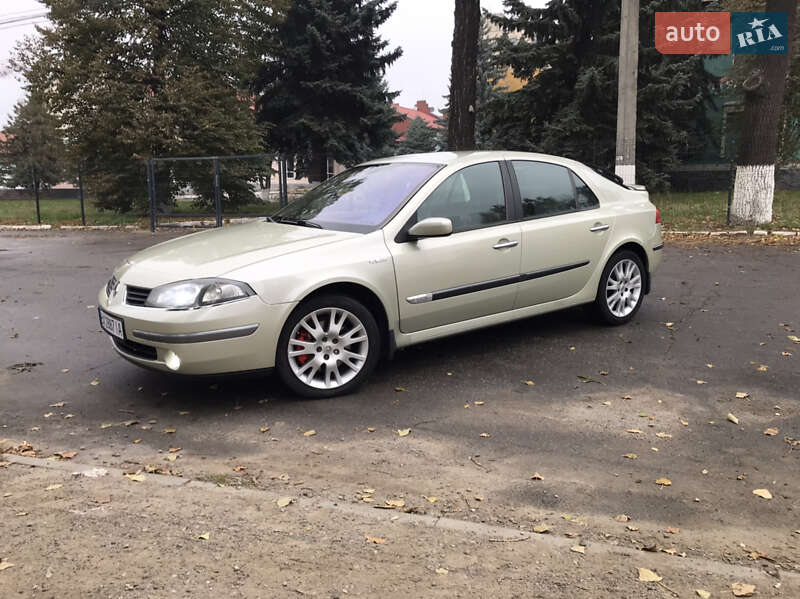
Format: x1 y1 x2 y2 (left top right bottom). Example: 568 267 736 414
294 330 313 365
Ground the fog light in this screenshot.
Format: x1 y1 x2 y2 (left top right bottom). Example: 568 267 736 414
164 350 181 371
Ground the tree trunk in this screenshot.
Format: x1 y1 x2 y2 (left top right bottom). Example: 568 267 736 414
448 0 480 151
731 0 796 226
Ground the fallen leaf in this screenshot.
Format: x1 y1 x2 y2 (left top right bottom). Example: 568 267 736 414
655 477 672 486
100 423 113 429
394 386 406 392
464 403 470 409
532 524 550 534
166 454 177 462
0 562 14 571
233 465 246 472
89 379 99 386
530 472 544 480
570 545 586 554
276 496 293 507
781 351 792 356
163 428 176 434
524 380 535 386
49 401 65 408
473 495 483 501
56 451 76 460
599 370 609 376
757 364 768 372
695 590 710 599
121 420 138 427
627 524 640 531
764 427 779 436
615 514 630 522
637 568 663 582
569 346 576 351
198 532 210 540
60 368 69 373
731 583 755 597
626 429 643 434
133 439 141 444
385 499 405 508
706 364 713 368
124 473 146 482
479 432 490 438
168 446 181 453
665 322 674 327
680 419 688 426
303 429 316 437
474 401 485 406
789 335 800 343
435 567 448 575
736 392 750 399
665 527 680 534
15 511 28 516
602 401 611 406
45 483 63 491
424 496 437 503
178 411 190 416
655 432 672 439
752 489 772 500
696 380 707 385
727 413 739 425
365 535 386 545
396 428 411 437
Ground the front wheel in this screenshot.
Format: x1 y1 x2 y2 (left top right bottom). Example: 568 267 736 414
275 295 381 398
591 250 646 325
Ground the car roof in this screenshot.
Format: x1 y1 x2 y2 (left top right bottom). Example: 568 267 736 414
360 150 590 172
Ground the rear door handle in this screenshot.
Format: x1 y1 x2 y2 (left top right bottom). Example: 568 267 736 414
590 223 610 232
492 239 518 250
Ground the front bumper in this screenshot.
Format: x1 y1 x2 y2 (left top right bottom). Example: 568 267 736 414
98 286 296 375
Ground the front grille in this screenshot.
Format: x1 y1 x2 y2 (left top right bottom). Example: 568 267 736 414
113 337 158 361
125 285 151 306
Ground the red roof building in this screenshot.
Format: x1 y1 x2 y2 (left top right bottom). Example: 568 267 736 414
393 100 443 141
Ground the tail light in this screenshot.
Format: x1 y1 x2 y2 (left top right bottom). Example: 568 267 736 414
655 208 661 224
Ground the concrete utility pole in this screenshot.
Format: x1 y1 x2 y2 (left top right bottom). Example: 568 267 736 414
615 0 639 185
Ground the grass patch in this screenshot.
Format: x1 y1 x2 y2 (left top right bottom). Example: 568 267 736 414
0 198 279 226
651 190 800 231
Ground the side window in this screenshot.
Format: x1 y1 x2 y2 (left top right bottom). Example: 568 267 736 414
573 173 600 210
416 162 506 233
513 161 575 218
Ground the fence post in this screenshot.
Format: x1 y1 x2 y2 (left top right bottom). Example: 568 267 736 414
212 158 222 227
78 167 86 226
147 159 156 232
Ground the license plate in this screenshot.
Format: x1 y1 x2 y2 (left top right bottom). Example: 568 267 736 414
98 309 125 340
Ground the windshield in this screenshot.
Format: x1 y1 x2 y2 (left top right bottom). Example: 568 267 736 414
273 162 441 233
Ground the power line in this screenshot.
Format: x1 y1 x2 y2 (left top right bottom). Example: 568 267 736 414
0 18 47 33
0 11 49 27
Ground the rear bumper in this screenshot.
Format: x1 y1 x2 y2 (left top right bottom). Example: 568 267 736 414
98 286 296 375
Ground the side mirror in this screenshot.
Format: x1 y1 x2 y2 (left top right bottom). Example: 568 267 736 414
408 217 453 238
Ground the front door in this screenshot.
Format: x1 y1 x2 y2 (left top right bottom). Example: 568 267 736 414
388 161 522 333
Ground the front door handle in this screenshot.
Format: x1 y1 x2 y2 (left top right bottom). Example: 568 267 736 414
492 239 518 250
590 223 610 232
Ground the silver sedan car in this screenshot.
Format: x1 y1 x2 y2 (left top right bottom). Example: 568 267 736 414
98 151 663 397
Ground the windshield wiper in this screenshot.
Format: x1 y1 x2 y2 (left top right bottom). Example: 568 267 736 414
268 216 323 229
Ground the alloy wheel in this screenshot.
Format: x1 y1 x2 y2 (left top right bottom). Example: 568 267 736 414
605 258 642 318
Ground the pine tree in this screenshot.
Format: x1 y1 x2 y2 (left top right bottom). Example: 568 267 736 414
12 0 285 212
398 118 441 154
1 94 67 192
484 0 715 190
254 0 401 182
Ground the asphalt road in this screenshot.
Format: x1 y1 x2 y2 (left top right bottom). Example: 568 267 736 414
2 230 800 581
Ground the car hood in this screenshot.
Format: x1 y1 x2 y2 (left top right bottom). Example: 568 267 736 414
114 220 360 289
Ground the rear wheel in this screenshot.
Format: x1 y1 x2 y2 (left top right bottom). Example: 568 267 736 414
276 295 381 398
592 250 645 325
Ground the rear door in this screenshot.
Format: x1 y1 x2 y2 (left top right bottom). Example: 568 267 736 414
510 160 615 308
388 161 522 333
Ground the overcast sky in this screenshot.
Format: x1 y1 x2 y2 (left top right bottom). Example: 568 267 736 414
0 0 544 127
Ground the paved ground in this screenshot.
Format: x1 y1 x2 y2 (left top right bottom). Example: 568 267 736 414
1 230 800 597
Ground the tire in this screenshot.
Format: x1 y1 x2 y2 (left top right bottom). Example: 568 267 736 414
275 294 381 398
591 250 646 326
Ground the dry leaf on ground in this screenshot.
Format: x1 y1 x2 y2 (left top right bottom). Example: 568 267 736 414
656 432 672 439
45 483 62 491
570 545 585 554
752 489 772 500
626 429 643 434
123 473 145 482
56 451 76 459
623 453 638 459
532 524 550 534
736 391 750 399
303 429 316 437
727 413 739 425
396 428 411 437
198 532 210 540
637 568 663 582
276 496 293 507
365 536 386 544
0 562 14 571
655 477 672 486
615 514 630 522
764 427 779 436
435 567 448 575
530 472 544 480
695 590 710 599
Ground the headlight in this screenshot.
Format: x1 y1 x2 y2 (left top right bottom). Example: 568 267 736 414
106 275 119 298
145 278 254 310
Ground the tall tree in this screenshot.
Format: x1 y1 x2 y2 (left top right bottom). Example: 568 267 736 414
448 0 481 151
12 0 285 212
730 1 797 225
1 94 66 193
254 0 401 182
484 0 715 190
